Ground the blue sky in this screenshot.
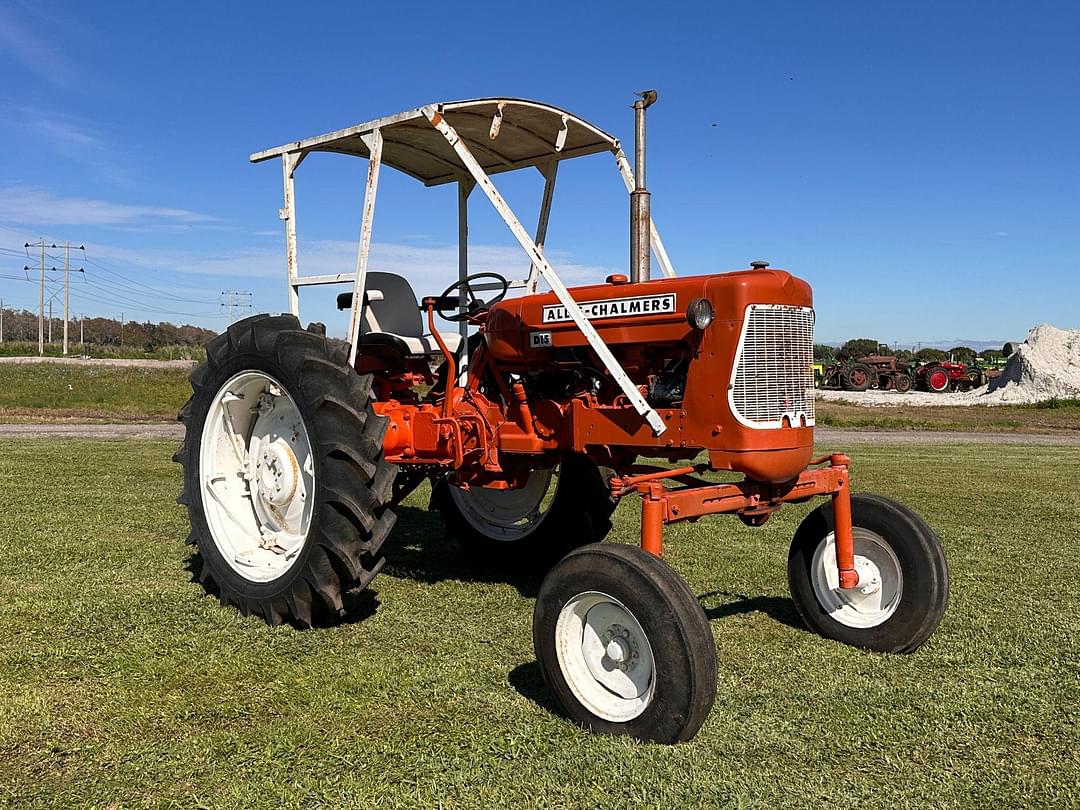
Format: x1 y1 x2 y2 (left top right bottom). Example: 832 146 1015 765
0 0 1077 345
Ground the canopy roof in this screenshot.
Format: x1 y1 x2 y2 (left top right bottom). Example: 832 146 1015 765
249 98 621 186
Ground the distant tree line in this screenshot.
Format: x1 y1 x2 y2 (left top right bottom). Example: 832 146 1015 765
0 307 218 351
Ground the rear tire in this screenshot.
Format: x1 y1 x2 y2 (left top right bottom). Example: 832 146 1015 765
924 365 950 393
842 363 873 391
787 494 948 653
175 314 397 626
433 454 615 568
533 544 716 744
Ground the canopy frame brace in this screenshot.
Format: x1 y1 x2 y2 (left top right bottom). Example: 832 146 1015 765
269 98 680 436
422 105 666 436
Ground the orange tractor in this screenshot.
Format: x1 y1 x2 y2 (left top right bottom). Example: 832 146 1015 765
175 94 948 743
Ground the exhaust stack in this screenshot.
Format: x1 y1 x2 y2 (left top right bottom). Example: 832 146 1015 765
630 90 657 283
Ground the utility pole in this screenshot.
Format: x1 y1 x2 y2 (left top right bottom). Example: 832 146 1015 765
79 314 83 347
1 298 4 343
59 242 84 355
120 312 124 347
220 291 253 324
25 239 46 355
22 238 81 354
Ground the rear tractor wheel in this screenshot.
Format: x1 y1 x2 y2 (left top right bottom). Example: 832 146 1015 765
434 454 615 567
924 366 951 393
174 314 397 626
787 494 948 653
842 363 873 391
533 544 716 744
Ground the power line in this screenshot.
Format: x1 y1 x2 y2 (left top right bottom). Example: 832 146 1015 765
6 243 233 324
220 291 253 324
81 251 219 305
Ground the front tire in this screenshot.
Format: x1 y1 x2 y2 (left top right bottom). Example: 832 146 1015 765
533 545 716 744
174 314 397 626
787 494 948 653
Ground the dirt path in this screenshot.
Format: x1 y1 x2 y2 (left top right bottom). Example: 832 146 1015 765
2 423 1078 445
0 423 185 439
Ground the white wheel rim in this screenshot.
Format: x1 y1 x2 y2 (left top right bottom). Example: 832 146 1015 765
810 528 903 628
198 370 315 583
555 591 655 722
447 467 556 542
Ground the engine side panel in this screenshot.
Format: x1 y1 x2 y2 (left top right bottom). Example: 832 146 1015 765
485 269 816 483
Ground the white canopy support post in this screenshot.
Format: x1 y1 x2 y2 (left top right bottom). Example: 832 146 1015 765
614 149 676 279
526 160 559 294
346 128 384 366
457 178 474 384
280 152 304 315
423 106 666 436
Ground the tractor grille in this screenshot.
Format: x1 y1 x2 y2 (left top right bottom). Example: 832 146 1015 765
729 304 816 429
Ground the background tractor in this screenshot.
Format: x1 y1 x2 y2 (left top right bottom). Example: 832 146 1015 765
915 359 982 392
820 349 913 392
175 94 948 744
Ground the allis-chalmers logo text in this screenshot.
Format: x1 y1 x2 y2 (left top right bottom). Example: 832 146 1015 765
542 293 676 324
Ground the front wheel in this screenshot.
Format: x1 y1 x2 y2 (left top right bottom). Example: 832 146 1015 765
533 545 717 744
787 494 948 653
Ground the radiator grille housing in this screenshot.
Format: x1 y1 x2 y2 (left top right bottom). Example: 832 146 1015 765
728 304 816 429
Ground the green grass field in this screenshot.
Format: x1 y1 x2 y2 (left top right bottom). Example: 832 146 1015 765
1 440 1077 808
0 364 190 421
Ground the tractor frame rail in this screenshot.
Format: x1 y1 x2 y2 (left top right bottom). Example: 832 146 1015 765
611 453 860 589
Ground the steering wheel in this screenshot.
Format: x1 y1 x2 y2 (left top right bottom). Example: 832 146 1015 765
435 272 509 322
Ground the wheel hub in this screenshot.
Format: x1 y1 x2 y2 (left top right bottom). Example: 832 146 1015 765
555 591 656 721
256 441 299 507
855 555 882 595
810 529 903 629
599 624 639 672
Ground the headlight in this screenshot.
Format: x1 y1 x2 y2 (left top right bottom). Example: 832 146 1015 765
686 297 714 330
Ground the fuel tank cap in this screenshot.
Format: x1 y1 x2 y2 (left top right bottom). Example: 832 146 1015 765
750 260 770 270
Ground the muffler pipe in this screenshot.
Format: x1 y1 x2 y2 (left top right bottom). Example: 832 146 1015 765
630 90 657 283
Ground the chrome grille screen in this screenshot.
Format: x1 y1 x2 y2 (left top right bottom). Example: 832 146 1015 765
728 304 816 429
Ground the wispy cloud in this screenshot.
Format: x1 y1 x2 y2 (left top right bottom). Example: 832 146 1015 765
31 116 105 155
0 187 222 227
0 6 78 86
0 104 140 185
144 238 618 292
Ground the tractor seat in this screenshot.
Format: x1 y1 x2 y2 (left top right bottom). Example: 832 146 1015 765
336 271 462 358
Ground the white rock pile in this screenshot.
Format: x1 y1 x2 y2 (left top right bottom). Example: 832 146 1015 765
816 323 1080 407
977 324 1080 404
